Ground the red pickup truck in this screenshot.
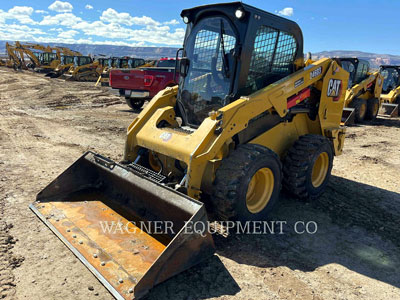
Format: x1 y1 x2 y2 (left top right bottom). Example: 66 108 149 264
109 58 179 109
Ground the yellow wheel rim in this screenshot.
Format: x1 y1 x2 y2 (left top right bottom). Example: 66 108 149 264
359 103 367 118
148 152 161 172
373 102 379 115
311 152 329 188
246 168 274 214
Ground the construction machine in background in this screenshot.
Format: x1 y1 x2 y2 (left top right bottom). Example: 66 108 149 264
31 2 349 299
339 58 383 124
5 42 24 69
95 57 146 87
14 41 61 72
46 55 79 78
61 56 104 81
378 65 400 117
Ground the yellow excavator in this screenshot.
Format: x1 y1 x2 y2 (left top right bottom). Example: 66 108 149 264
95 57 146 87
14 41 61 73
5 42 24 69
339 58 383 124
14 42 82 73
31 2 349 299
378 65 400 117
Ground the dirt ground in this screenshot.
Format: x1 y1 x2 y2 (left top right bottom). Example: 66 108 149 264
0 67 399 300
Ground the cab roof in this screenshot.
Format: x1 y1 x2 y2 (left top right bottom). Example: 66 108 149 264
180 1 303 50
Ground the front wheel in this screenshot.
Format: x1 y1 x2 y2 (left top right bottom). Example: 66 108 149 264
365 98 380 120
350 98 367 123
125 98 145 110
212 144 282 221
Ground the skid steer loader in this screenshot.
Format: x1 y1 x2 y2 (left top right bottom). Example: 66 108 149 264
378 65 400 117
62 56 103 81
31 2 349 299
46 55 76 78
338 58 383 124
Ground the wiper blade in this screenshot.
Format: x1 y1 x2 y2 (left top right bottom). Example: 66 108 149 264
220 20 230 79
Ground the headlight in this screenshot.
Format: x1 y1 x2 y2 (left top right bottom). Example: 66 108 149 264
183 16 190 24
235 8 245 19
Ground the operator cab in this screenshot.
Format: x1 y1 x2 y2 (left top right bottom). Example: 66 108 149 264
73 56 93 67
379 65 400 93
339 58 370 89
38 52 58 65
61 56 74 65
177 2 303 127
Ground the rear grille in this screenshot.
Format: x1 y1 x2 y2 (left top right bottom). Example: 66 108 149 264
127 163 166 183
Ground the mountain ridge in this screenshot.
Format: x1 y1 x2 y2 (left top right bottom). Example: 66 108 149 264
1 40 399 68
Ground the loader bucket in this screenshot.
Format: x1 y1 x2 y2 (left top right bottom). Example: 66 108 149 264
341 107 355 125
378 103 399 117
30 151 215 300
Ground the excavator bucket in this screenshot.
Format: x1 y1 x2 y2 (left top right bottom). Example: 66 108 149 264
379 103 399 117
30 151 215 300
341 107 356 125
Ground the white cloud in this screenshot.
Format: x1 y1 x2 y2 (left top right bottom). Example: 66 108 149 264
0 6 36 25
100 8 160 27
1 7 185 47
278 7 294 17
3 6 37 25
35 10 48 14
48 1 73 13
0 23 46 41
164 19 179 25
40 13 82 26
132 16 160 26
85 5 93 10
100 8 134 26
58 29 79 38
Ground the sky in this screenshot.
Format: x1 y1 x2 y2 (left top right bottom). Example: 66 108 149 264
0 0 399 54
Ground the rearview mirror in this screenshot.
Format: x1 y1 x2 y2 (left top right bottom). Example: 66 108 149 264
179 57 190 78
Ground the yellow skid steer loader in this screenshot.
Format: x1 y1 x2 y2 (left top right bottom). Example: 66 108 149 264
339 58 383 124
379 65 400 117
31 2 349 299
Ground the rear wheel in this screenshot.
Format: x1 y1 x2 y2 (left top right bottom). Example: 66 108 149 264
283 135 333 200
212 144 282 221
351 98 367 122
365 98 380 120
125 98 145 110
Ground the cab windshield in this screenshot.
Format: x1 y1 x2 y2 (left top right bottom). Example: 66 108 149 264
380 67 400 93
41 53 57 65
75 56 92 66
178 16 237 126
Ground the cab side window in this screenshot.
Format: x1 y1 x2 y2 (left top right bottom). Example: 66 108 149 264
245 25 297 95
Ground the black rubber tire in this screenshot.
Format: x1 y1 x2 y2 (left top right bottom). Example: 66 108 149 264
350 98 367 123
365 98 380 120
212 144 282 221
395 96 400 105
283 135 333 200
125 98 145 110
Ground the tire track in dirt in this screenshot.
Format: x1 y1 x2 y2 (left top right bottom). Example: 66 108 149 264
0 174 24 300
